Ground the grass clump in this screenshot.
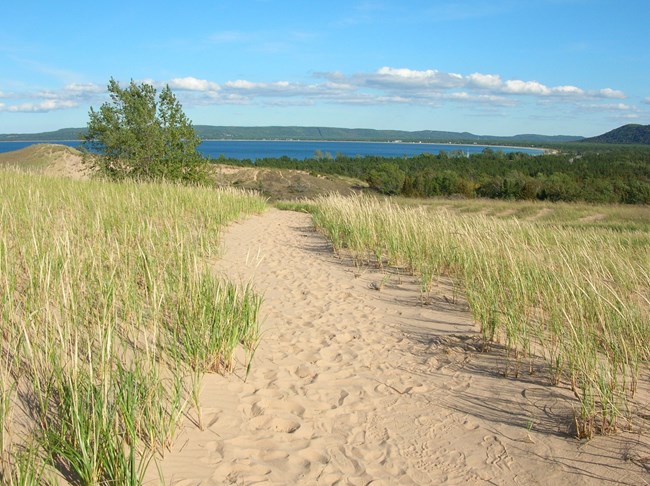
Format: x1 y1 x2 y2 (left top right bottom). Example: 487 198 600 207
310 194 649 439
0 170 266 482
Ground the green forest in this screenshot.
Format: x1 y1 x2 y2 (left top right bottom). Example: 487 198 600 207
214 144 650 204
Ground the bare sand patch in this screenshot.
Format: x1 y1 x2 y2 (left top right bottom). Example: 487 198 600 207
149 209 649 485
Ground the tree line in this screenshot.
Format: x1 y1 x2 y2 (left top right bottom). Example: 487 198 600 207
215 146 650 204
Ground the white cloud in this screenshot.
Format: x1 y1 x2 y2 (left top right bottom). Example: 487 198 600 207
600 103 632 111
0 66 633 118
0 82 102 113
576 102 641 117
551 85 584 96
503 79 551 95
169 77 219 92
38 86 100 100
139 78 157 87
64 82 104 94
370 67 464 89
317 67 622 103
323 80 356 91
642 97 650 104
594 88 626 99
467 73 502 89
169 69 633 113
225 80 259 90
1 100 78 113
222 80 319 97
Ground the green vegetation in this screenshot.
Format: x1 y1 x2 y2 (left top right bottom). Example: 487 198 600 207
308 194 649 438
0 128 85 142
0 170 266 483
583 124 650 145
192 126 582 143
83 79 209 184
224 144 650 204
0 145 53 171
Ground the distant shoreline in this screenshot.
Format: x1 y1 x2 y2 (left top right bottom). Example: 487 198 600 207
0 139 550 156
202 139 551 153
1 138 546 147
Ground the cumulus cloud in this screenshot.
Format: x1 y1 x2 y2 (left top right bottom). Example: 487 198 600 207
552 85 585 96
595 103 633 111
224 80 258 89
37 83 103 101
315 67 626 105
169 77 219 92
221 79 341 100
1 100 78 113
371 67 464 89
594 88 626 99
467 73 584 97
644 97 650 104
502 79 551 95
0 66 633 117
574 102 641 120
0 82 103 113
64 83 104 94
467 73 502 89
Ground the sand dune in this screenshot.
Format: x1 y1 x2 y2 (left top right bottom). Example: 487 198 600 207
0 144 91 179
148 209 649 485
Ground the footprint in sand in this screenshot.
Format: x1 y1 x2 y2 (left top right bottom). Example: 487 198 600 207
296 447 329 465
365 415 390 444
328 446 364 476
248 414 302 434
202 441 224 461
481 435 513 472
333 331 360 344
246 398 306 419
463 419 480 431
294 363 318 381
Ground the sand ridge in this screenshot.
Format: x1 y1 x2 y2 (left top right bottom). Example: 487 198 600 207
149 209 649 485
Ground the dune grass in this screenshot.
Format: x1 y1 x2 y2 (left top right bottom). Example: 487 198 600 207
310 194 649 438
0 170 266 483
392 196 650 231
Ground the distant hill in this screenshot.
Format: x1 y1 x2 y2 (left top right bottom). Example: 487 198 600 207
582 124 650 145
0 127 86 141
192 126 582 144
0 126 583 144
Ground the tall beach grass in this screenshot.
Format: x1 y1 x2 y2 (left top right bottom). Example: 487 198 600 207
310 194 649 438
0 170 266 483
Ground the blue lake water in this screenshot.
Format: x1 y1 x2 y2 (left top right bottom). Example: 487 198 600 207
0 140 544 160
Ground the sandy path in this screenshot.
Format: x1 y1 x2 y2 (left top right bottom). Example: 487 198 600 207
150 209 649 485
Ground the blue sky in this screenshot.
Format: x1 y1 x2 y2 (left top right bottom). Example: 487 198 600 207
1 0 648 136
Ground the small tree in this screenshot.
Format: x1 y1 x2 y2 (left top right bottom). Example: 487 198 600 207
84 78 209 183
367 163 405 195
